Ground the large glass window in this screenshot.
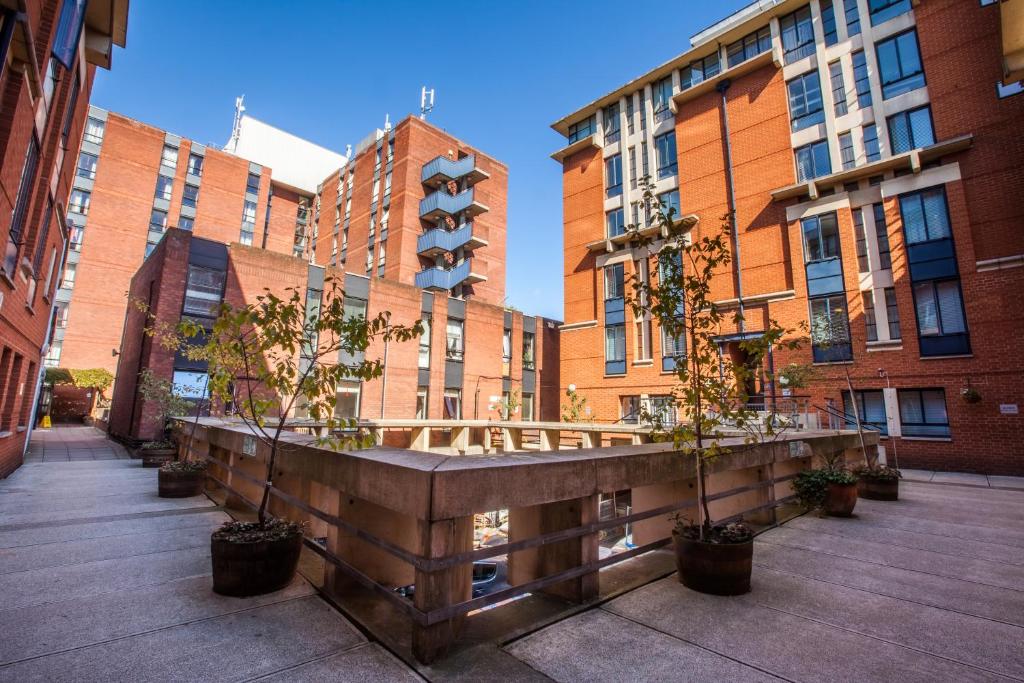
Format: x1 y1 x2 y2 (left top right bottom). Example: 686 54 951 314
187 153 203 176
876 30 925 99
658 189 680 218
899 188 950 244
726 26 771 68
605 325 626 374
888 106 935 153
780 6 816 64
443 390 462 420
839 131 856 170
607 208 626 238
155 175 173 201
182 265 225 318
795 140 832 181
913 280 966 338
567 115 595 144
605 263 624 300
898 389 950 437
603 102 620 144
68 188 90 215
172 371 209 401
77 151 98 180
843 390 888 434
863 124 881 162
653 76 674 122
160 145 178 169
522 332 536 370
246 172 261 195
821 0 838 46
788 71 825 132
335 381 361 419
501 328 511 376
852 51 873 108
802 212 841 262
829 61 848 117
445 319 464 361
680 52 720 90
868 0 911 26
852 208 869 272
83 117 105 145
182 183 199 209
654 131 677 178
844 0 861 36
810 294 852 361
418 318 431 369
605 154 623 198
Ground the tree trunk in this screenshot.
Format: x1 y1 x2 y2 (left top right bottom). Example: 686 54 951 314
844 367 870 467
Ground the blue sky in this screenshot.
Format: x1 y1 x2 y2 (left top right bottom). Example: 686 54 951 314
92 0 750 321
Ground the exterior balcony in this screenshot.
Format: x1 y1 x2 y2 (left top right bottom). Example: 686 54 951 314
414 259 487 291
419 188 488 221
421 154 489 188
416 223 488 257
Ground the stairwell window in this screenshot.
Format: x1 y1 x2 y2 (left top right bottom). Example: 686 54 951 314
246 172 261 195
868 0 911 26
446 319 464 361
844 0 861 36
77 151 98 180
419 318 432 369
240 200 257 245
829 61 848 116
888 105 935 153
567 115 595 144
780 6 816 64
522 332 535 370
654 131 677 179
898 389 950 438
443 390 462 420
876 30 925 100
182 183 199 209
183 265 225 318
605 154 623 198
501 328 511 376
821 0 839 46
789 71 826 133
155 175 173 201
795 140 831 181
69 189 90 216
852 51 873 108
160 145 178 169
83 117 105 145
187 153 203 177
603 102 621 144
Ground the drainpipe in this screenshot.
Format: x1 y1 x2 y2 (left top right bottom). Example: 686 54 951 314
716 79 745 333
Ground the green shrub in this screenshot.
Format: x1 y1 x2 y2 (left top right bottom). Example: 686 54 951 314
793 468 858 510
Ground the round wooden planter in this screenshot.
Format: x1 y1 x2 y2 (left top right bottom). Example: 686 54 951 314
211 532 303 597
141 448 176 468
673 533 753 596
824 481 859 517
858 477 899 501
158 469 205 498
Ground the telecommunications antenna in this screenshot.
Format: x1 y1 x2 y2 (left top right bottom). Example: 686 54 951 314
420 86 435 120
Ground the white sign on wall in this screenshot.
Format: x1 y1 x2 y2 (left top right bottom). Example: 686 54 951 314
999 404 1019 415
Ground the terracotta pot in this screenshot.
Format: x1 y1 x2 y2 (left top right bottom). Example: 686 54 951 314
141 447 176 468
158 469 205 498
824 481 858 517
858 477 899 501
211 531 302 597
673 533 753 596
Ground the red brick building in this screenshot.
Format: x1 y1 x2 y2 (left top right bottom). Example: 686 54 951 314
109 228 557 442
552 0 1024 474
0 0 127 477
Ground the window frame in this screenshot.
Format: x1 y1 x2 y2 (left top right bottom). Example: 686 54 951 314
876 29 926 100
887 105 935 154
780 6 816 64
897 388 950 438
788 70 826 132
654 131 677 179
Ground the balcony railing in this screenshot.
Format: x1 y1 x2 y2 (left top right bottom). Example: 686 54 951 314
419 188 488 221
414 259 486 290
416 223 487 257
421 154 489 187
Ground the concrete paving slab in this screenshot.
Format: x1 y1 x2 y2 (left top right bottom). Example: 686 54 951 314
0 496 215 528
988 476 1024 490
605 578 1008 683
930 472 991 486
747 567 1024 678
846 506 1024 549
0 488 210 515
0 575 314 665
0 596 365 682
759 526 1024 591
254 644 423 682
900 482 1024 507
506 608 782 683
754 541 1024 627
900 469 935 482
0 509 227 549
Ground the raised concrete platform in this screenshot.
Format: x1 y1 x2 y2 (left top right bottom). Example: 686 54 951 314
0 427 419 682
505 479 1024 682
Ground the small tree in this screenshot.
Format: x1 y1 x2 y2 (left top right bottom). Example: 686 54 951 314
561 386 589 423
500 388 521 420
195 276 421 527
627 180 802 541
46 367 114 416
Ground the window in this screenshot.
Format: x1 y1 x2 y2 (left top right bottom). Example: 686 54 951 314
726 26 772 68
605 154 623 197
52 0 86 67
68 189 90 215
863 290 878 341
852 208 869 272
653 76 673 121
887 105 935 153
649 396 677 426
876 30 925 99
69 225 83 252
44 342 62 367
43 60 58 108
384 171 392 196
863 124 881 162
843 390 888 434
844 0 861 36
171 371 209 401
661 322 686 372
187 153 203 176
829 61 848 116
839 132 856 170
62 262 77 288
898 389 950 437
607 208 626 238
603 102 620 144
654 131 677 178
852 51 873 108
913 280 966 338
634 319 652 361
605 325 626 374
780 6 815 64
868 0 911 25
795 140 832 181
161 145 178 169
658 189 680 217
802 212 841 262
415 388 428 419
620 396 641 423
605 263 624 300
155 175 173 201
521 393 534 422
443 390 462 420
900 187 950 244
182 265 225 318
628 147 637 189
501 328 511 376
246 172 261 195
810 294 852 361
84 117 105 145
873 204 892 269
821 0 838 46
149 209 167 233
997 80 1024 99
568 116 595 143
522 332 535 370
680 52 720 90
3 138 39 274
77 151 98 179
445 319 464 361
54 302 69 328
182 184 199 209
335 381 361 419
241 200 257 245
638 90 647 131
788 71 825 132
178 216 194 231
626 95 635 135
885 287 901 339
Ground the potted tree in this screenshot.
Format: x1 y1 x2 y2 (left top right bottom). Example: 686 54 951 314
191 276 421 597
852 464 901 500
627 181 802 595
794 463 859 516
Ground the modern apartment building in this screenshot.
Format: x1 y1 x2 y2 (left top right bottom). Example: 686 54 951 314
552 0 1023 474
310 115 507 306
109 228 557 442
0 0 128 477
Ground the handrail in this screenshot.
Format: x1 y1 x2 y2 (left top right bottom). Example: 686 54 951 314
813 402 883 432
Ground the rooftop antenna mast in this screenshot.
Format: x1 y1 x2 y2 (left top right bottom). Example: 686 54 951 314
384 113 391 131
226 95 245 152
420 86 435 120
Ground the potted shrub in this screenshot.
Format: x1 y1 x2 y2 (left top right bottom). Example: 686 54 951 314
853 464 901 500
626 180 804 595
139 440 177 467
187 276 421 597
793 466 859 517
158 460 208 498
